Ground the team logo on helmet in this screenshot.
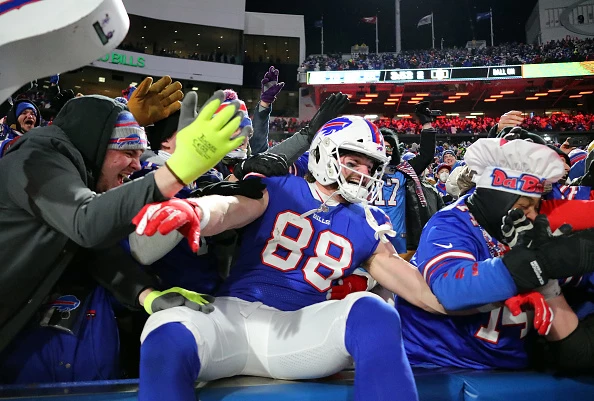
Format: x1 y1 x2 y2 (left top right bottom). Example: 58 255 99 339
318 117 353 137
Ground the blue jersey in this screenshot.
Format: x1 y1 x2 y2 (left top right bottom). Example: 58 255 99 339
373 165 407 254
398 196 529 370
217 175 387 311
544 183 592 201
289 152 310 178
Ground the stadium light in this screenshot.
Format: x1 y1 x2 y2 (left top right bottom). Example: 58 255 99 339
500 91 514 94
364 115 378 119
389 94 403 97
407 101 419 104
465 116 477 119
356 102 368 105
526 97 538 100
455 92 469 96
443 100 455 103
535 93 548 96
490 95 503 98
569 95 582 98
365 94 379 98
415 93 429 97
471 112 484 115
548 89 562 92
411 97 424 101
446 113 459 116
448 96 461 99
484 99 496 102
384 102 396 105
397 114 411 118
579 91 593 95
360 98 372 102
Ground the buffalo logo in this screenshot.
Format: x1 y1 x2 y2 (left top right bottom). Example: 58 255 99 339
51 295 81 313
318 117 353 136
491 168 544 194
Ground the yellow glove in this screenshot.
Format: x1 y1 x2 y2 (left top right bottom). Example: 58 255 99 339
127 76 183 126
166 90 249 184
143 287 215 315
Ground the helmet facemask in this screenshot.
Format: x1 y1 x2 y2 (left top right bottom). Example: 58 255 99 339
325 145 387 204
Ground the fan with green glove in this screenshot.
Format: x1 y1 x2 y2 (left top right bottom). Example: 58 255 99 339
166 90 251 185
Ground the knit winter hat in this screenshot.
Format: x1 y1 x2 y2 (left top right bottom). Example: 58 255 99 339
108 111 147 150
213 89 252 130
441 149 456 162
569 148 587 166
15 101 38 118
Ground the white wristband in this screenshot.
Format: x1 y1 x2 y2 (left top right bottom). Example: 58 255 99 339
188 198 211 230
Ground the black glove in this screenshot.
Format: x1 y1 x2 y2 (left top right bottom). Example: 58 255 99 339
502 228 594 292
305 92 350 142
441 194 454 204
233 153 289 180
501 208 534 248
190 178 267 199
414 101 441 125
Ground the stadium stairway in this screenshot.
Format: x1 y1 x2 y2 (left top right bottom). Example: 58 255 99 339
1 368 594 400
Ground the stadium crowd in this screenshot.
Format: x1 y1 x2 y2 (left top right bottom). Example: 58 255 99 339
269 112 594 135
301 38 594 71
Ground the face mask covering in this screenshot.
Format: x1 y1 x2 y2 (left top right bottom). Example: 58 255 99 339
439 172 449 182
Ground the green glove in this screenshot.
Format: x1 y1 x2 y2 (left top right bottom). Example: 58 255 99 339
143 287 215 315
166 90 249 184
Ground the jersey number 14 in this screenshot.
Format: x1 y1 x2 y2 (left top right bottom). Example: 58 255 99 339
261 211 354 292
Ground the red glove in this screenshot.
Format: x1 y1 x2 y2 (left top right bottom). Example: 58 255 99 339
504 292 554 336
326 275 369 300
133 199 202 253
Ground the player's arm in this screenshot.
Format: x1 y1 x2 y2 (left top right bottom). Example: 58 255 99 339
130 192 268 263
199 191 268 236
365 241 449 314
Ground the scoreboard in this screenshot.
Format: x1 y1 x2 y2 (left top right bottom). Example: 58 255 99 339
306 61 594 85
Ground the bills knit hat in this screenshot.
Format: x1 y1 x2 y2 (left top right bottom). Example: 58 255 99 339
108 111 148 150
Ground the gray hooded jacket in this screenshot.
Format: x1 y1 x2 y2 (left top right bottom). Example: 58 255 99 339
0 95 167 349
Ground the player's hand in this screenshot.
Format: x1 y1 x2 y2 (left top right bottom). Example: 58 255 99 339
143 287 214 315
497 110 524 131
191 178 267 199
504 292 554 336
133 199 203 253
501 208 533 248
233 153 289 180
166 90 250 184
306 93 350 142
127 76 183 126
326 275 369 300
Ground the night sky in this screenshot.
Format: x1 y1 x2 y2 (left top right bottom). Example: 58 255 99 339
246 0 539 54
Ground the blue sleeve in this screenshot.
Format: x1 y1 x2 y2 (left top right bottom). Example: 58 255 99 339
289 153 309 178
414 216 517 310
569 159 586 181
249 103 271 155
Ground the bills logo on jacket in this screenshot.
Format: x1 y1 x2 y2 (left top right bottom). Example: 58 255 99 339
51 295 81 313
490 168 545 195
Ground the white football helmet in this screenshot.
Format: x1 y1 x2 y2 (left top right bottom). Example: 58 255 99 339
308 115 389 203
